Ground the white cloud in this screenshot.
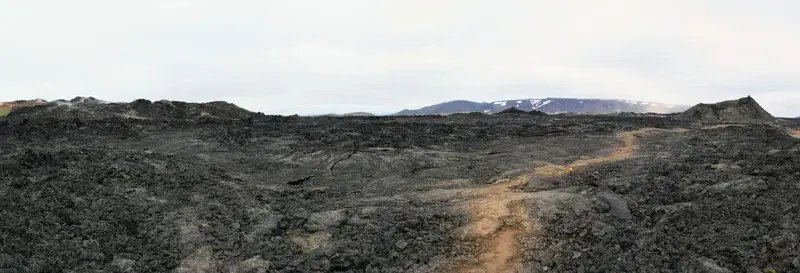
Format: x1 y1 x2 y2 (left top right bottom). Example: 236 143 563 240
1 0 800 116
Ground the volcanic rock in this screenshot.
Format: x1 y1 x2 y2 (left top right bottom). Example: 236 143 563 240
528 110 548 116
596 192 632 220
695 257 733 273
676 96 775 123
496 107 528 115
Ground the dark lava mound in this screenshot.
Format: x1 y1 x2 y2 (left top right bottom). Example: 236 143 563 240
527 109 548 116
495 107 547 116
448 112 487 118
496 107 527 115
495 107 548 116
676 96 775 123
9 97 254 120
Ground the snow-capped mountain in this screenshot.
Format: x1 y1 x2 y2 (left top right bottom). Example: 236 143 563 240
395 98 689 115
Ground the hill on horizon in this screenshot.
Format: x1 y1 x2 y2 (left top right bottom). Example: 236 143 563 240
4 97 254 120
677 96 775 123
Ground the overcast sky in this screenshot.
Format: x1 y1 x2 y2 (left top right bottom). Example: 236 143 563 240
2 0 800 116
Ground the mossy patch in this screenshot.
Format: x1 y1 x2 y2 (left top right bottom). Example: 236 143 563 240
0 106 11 117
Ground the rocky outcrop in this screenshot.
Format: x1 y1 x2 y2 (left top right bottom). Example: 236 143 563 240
495 107 528 115
676 96 775 123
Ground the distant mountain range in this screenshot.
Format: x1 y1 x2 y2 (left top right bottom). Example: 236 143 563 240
3 97 691 118
395 98 690 115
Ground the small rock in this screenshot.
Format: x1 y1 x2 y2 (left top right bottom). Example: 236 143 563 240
572 252 582 259
635 237 652 248
793 256 800 268
304 209 348 232
745 267 761 273
244 208 280 243
290 231 331 253
347 215 368 225
309 258 331 271
542 266 550 271
360 207 379 214
596 192 632 220
176 245 217 273
711 176 767 192
499 215 523 227
606 177 633 192
591 221 614 237
709 163 728 170
110 256 136 273
768 149 781 155
695 257 732 273
395 239 408 250
0 253 14 268
229 255 270 273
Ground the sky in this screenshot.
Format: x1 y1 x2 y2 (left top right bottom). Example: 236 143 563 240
2 0 800 116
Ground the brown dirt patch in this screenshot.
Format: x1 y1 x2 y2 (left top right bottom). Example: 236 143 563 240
443 128 687 273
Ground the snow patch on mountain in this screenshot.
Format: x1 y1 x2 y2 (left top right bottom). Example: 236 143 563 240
532 100 552 110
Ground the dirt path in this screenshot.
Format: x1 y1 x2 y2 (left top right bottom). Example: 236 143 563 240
437 128 686 273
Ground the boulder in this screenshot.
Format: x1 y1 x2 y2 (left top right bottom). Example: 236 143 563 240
304 209 349 232
227 255 270 273
596 192 632 220
695 257 732 273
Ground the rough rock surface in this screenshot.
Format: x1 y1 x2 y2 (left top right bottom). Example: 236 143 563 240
696 257 733 273
2 98 800 272
523 124 800 272
596 192 632 220
4 106 677 272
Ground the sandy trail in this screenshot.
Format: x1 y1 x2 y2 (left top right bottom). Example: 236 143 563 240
438 128 686 273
